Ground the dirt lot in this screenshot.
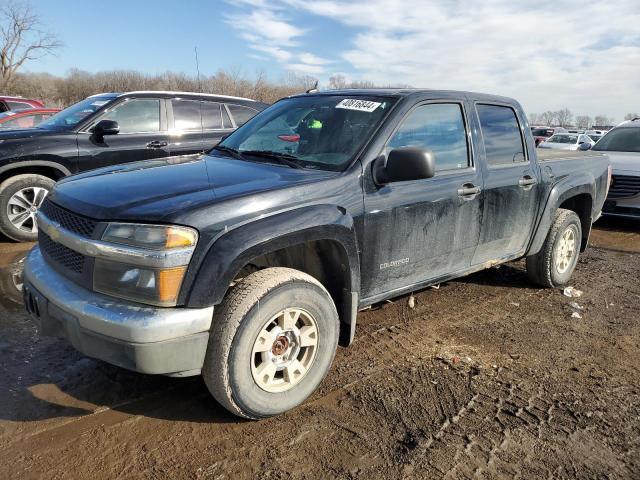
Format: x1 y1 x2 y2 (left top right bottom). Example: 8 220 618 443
0 218 638 479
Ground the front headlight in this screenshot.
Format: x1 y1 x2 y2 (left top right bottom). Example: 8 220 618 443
93 224 198 307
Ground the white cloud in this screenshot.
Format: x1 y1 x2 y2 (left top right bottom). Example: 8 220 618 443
278 0 640 120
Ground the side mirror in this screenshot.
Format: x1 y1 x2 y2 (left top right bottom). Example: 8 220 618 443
374 147 436 185
578 142 592 151
93 119 120 137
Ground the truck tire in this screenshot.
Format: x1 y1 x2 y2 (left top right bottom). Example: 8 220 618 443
202 267 339 419
526 208 582 288
0 174 54 242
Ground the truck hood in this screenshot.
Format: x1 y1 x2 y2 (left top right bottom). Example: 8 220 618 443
601 151 640 174
48 153 337 221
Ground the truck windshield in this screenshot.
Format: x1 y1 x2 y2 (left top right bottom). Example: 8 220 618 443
593 127 640 152
38 96 115 130
215 95 397 171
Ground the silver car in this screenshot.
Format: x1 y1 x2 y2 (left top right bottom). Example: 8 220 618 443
593 119 640 218
538 133 595 151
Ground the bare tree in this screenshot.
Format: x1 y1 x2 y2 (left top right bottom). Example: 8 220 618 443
528 113 540 125
538 111 556 126
624 113 639 121
554 108 573 127
575 115 592 129
0 1 62 90
594 115 614 127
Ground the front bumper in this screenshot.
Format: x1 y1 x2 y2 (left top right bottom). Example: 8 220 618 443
23 247 214 376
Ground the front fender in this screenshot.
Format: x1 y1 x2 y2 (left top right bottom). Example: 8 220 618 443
527 172 595 256
184 204 360 309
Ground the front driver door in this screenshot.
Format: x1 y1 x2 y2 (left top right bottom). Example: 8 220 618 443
76 98 170 172
361 100 484 301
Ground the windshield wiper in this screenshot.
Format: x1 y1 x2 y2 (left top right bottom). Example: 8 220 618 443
213 145 245 160
240 150 303 169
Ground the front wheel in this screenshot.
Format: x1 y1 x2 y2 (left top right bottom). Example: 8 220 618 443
526 208 582 288
202 267 339 419
0 174 54 242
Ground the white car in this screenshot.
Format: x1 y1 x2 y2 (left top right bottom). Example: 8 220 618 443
538 133 595 151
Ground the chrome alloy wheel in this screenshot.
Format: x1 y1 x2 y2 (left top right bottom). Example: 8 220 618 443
7 186 48 233
251 308 319 393
555 225 577 274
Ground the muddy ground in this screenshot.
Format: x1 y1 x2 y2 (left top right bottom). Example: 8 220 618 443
0 218 638 479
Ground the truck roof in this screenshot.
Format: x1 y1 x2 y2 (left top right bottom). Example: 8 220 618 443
293 88 518 104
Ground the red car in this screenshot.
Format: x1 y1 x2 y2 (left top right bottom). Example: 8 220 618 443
0 96 46 112
531 126 568 146
0 108 60 130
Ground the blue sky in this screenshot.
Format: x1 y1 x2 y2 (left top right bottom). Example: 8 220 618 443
28 0 640 120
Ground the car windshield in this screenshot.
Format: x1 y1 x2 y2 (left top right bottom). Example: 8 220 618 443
38 96 115 129
215 95 397 171
548 134 578 144
593 127 640 152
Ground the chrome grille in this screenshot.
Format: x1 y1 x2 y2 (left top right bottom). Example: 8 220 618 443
39 231 85 274
39 200 97 238
608 175 640 199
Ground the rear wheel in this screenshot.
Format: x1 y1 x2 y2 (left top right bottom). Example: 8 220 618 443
202 267 339 419
526 208 582 287
0 174 54 242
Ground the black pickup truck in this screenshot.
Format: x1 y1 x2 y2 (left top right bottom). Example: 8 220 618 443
23 89 610 419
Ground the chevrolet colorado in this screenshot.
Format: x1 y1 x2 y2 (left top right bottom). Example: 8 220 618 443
23 89 611 419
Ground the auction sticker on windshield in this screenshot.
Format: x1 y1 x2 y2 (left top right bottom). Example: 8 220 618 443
336 99 382 113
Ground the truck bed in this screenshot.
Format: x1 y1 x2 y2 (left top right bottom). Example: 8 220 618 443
536 149 607 162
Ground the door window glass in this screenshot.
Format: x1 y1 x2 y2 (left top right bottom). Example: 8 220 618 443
7 101 32 111
202 101 222 129
172 99 201 131
477 104 525 165
100 99 160 133
386 103 469 172
227 104 258 127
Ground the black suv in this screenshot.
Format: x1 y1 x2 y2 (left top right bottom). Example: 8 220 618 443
0 91 267 241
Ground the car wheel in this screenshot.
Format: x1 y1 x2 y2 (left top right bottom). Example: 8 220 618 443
0 174 54 242
526 208 582 288
202 267 339 419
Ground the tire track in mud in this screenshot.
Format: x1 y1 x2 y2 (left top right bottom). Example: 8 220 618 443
2 249 640 479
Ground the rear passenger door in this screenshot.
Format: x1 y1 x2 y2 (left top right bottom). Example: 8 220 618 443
362 100 483 300
168 98 205 156
471 102 542 265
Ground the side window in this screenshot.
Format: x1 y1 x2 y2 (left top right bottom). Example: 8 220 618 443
386 103 469 172
227 104 258 127
100 99 160 133
172 99 202 131
201 101 222 129
7 101 32 111
477 104 526 166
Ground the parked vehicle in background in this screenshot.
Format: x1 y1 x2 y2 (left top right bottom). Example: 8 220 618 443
593 118 640 218
586 130 606 143
0 96 45 112
0 91 267 241
538 133 595 151
0 108 60 130
23 89 610 419
531 126 567 146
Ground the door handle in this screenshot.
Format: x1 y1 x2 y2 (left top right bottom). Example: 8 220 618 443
147 140 168 149
457 184 481 198
518 176 537 188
